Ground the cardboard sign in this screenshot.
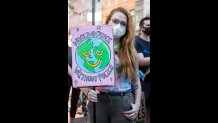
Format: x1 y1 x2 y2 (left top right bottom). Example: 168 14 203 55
71 25 115 88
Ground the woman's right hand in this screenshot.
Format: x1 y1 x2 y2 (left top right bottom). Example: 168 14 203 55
87 89 100 102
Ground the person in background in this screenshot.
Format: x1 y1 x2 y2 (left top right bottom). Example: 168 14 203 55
135 17 150 123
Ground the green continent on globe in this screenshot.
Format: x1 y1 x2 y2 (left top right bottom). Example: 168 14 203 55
77 38 95 72
93 42 110 69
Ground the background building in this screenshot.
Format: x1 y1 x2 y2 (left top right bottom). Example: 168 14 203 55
68 0 150 33
135 0 150 34
102 0 136 25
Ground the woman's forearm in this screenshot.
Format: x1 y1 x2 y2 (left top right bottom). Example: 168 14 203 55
134 77 142 106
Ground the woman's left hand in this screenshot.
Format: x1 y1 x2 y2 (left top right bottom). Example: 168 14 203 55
123 103 140 120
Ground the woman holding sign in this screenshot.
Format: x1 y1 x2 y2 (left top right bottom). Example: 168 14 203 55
80 7 142 123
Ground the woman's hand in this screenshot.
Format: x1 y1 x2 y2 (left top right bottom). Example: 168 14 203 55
87 89 100 102
123 103 140 120
123 77 141 120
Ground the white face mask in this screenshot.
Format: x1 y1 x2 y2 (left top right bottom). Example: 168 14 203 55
112 23 126 38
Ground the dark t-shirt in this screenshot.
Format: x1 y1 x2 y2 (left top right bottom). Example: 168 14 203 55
135 36 150 82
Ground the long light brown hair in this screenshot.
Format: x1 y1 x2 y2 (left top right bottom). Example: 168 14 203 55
105 7 137 83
